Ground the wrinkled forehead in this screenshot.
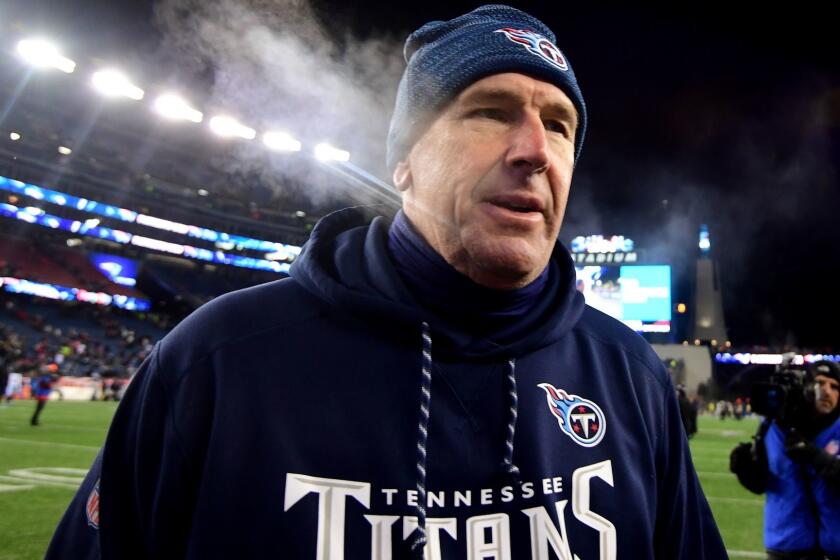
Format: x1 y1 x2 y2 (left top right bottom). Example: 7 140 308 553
816 374 840 386
453 72 578 123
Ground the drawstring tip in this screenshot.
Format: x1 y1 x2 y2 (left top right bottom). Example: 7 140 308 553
501 460 522 485
411 535 427 556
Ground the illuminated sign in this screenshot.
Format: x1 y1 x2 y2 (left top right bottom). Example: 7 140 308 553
0 175 300 258
0 276 150 311
0 202 291 274
575 265 671 333
571 252 638 264
89 253 139 287
571 235 635 254
715 353 840 365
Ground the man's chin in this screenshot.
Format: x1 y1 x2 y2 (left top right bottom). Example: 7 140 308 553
816 403 836 415
459 240 548 289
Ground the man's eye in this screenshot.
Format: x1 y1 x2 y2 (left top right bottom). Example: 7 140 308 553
470 108 508 121
544 120 569 136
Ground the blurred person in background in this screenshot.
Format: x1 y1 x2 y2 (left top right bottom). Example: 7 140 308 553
677 384 697 438
1 329 24 405
731 360 840 560
30 362 58 426
0 330 9 406
3 366 24 405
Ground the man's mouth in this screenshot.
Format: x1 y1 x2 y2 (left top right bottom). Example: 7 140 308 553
487 194 544 214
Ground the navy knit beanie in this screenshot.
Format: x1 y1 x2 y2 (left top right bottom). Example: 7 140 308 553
811 361 840 384
386 4 587 172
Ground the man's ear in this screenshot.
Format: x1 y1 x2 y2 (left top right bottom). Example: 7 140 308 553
392 160 412 192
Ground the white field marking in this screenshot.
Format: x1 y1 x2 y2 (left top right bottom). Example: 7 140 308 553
690 442 746 448
33 424 108 433
0 436 99 451
688 456 729 463
727 550 765 558
697 429 749 437
706 496 763 506
8 468 86 487
0 476 36 493
696 471 735 478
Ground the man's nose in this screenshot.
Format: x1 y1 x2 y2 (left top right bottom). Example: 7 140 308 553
505 114 551 175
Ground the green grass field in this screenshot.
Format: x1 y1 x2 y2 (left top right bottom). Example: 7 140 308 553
0 402 765 559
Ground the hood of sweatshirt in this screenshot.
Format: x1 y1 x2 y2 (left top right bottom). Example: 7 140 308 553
290 207 585 361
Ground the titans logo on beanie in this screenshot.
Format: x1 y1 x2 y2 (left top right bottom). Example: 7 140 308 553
386 4 587 172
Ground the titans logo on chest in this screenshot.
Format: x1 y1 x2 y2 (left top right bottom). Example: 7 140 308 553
283 460 617 560
539 383 607 448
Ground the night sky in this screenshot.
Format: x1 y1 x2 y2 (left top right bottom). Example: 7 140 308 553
4 1 839 348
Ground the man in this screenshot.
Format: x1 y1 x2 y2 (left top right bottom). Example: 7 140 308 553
731 361 840 560
0 327 22 405
30 363 58 426
49 6 724 558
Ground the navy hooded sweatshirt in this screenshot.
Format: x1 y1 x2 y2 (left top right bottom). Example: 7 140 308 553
48 208 726 559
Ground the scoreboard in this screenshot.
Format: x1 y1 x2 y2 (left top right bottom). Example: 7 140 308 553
570 235 671 333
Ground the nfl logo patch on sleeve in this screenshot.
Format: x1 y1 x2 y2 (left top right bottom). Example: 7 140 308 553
86 479 100 529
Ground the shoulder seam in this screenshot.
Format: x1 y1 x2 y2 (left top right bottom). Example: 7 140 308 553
149 343 194 472
160 310 329 378
155 311 330 472
572 324 669 392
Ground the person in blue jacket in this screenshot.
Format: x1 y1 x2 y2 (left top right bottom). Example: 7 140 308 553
30 363 58 426
731 361 840 560
48 5 725 559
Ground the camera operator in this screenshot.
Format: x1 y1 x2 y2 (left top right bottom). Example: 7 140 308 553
731 360 840 560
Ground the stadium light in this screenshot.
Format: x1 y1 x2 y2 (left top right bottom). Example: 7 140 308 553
57 146 72 155
263 131 301 152
16 39 76 73
9 132 21 141
91 69 145 101
209 116 256 140
314 142 350 162
698 224 711 253
154 94 203 123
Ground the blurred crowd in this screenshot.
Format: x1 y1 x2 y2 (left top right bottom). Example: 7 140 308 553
0 296 162 402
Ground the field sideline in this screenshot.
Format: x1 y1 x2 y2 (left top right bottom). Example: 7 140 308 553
0 402 764 559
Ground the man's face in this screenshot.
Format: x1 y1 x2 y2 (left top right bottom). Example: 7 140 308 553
814 374 840 415
394 73 577 290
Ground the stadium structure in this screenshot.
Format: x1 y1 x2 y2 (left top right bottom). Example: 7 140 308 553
1 32 834 404
0 33 403 398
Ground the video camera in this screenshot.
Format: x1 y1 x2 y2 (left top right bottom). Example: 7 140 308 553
750 355 814 431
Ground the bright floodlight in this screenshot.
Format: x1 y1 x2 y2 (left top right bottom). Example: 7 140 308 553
57 146 72 155
209 116 256 140
154 94 203 123
263 131 301 152
314 143 350 162
16 39 76 73
91 69 145 101
10 132 21 141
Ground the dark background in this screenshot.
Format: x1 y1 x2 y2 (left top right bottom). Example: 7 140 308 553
4 1 839 348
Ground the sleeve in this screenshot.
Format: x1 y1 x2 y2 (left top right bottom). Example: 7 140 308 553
653 376 728 560
729 421 770 495
46 342 214 559
45 451 103 560
812 448 840 491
